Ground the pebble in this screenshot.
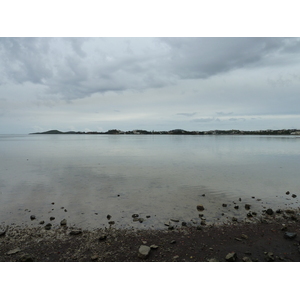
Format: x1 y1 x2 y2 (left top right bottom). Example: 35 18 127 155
245 204 251 210
107 215 112 220
234 205 239 209
30 215 36 220
284 232 297 239
242 256 252 262
69 230 82 235
170 219 179 222
266 208 274 215
108 221 115 225
91 255 99 261
225 252 237 262
138 218 144 223
170 240 176 244
197 205 204 211
222 204 227 207
60 219 67 226
292 194 297 198
6 247 21 255
44 223 52 230
138 245 151 258
39 221 45 225
150 244 159 249
50 216 55 221
241 234 248 240
132 214 139 218
99 235 107 241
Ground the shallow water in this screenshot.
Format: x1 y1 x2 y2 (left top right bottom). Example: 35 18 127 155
0 134 299 229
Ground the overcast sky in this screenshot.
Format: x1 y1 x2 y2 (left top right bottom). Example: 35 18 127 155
0 37 300 133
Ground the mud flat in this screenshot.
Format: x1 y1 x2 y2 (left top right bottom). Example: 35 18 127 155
1 207 300 262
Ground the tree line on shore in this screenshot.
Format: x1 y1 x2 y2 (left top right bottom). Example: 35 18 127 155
31 129 300 135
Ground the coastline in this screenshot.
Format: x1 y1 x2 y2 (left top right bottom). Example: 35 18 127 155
1 208 300 262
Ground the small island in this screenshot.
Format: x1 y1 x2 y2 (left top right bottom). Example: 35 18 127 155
30 128 300 135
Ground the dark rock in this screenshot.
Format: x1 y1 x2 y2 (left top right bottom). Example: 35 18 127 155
60 219 67 226
292 194 297 198
225 252 237 262
234 205 239 209
107 214 112 220
132 214 139 218
239 198 242 201
133 217 139 222
168 225 175 230
99 235 107 241
276 209 282 214
286 191 290 195
0 227 8 237
170 240 176 244
30 215 36 220
245 204 251 210
44 223 52 230
196 225 202 230
64 209 67 212
181 221 187 226
39 221 45 225
247 212 253 218
108 221 115 225
51 202 55 205
138 218 144 223
197 205 204 211
222 203 227 207
232 217 238 222
265 252 274 262
198 214 204 217
70 230 82 235
50 216 55 221
284 232 297 239
266 208 274 215
138 245 151 258
170 218 179 222
200 220 206 226
146 215 151 218
202 194 205 197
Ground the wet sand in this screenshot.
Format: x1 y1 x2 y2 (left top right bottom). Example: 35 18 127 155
1 208 300 262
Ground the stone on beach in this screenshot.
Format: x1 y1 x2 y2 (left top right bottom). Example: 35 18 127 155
284 232 297 239
225 252 237 262
60 219 67 226
197 205 204 211
138 245 151 258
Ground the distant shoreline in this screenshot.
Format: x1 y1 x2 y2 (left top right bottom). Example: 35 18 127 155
30 129 300 135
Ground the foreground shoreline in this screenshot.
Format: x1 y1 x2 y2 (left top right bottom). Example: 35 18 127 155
1 209 300 262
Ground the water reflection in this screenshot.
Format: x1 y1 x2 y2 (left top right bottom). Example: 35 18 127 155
0 134 299 229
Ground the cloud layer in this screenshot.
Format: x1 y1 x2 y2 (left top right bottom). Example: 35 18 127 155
1 37 300 133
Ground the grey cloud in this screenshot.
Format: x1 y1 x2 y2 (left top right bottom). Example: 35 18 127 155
177 112 197 117
1 37 300 101
216 111 233 116
228 118 246 122
192 117 219 123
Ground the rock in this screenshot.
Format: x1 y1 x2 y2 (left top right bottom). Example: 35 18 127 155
241 234 248 240
50 216 55 221
284 232 297 239
6 247 21 255
247 212 253 218
281 224 287 231
99 235 107 241
146 215 151 218
138 245 151 258
235 238 242 241
196 225 202 230
108 221 115 225
150 244 159 249
91 255 99 261
286 191 290 195
69 230 82 235
30 215 36 220
170 240 176 244
164 222 170 226
200 220 206 226
198 214 204 217
242 256 252 262
181 222 187 226
64 209 67 212
132 214 139 218
168 225 175 230
197 205 204 211
51 202 55 205
207 258 219 262
245 204 251 210
170 219 179 222
107 214 112 220
60 219 67 226
44 223 52 230
0 227 8 237
202 194 205 197
292 194 297 198
266 208 274 215
234 205 239 209
138 218 144 223
225 252 237 262
232 217 238 222
265 252 274 262
18 254 34 262
222 203 227 207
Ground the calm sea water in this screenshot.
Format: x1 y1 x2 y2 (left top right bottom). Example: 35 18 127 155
0 134 299 229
